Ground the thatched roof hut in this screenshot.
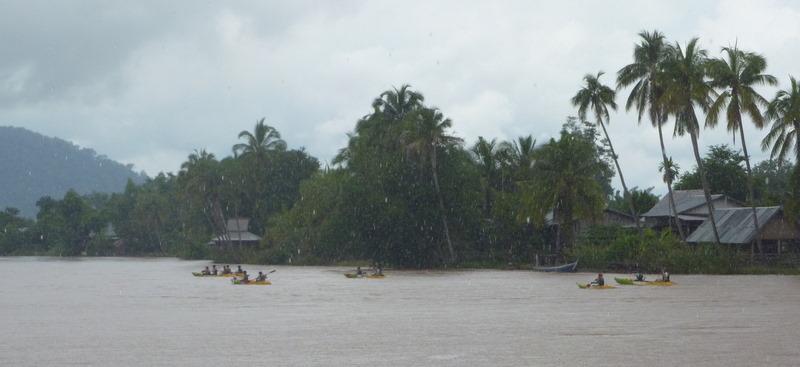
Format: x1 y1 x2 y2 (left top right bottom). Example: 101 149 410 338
208 218 262 246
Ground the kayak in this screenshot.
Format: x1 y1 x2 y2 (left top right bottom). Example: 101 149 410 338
345 273 385 279
577 283 615 289
614 277 641 285
192 272 225 277
193 272 242 277
614 277 674 286
231 279 271 285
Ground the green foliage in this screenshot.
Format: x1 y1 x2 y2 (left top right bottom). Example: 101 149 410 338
752 159 795 205
570 228 744 274
675 145 748 201
519 119 611 250
762 76 800 164
0 207 36 255
4 74 797 273
608 187 659 215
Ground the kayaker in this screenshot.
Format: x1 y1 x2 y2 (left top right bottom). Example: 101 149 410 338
375 264 383 276
211 265 218 276
256 271 267 282
240 271 249 284
356 266 364 276
201 266 211 275
237 265 244 274
634 271 645 282
661 269 670 282
590 273 605 287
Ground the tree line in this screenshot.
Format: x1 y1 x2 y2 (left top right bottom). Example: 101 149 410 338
1 29 798 268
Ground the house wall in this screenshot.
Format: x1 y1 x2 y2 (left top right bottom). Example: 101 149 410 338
761 216 800 241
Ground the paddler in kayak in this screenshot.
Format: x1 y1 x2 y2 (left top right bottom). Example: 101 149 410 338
356 266 364 276
587 273 605 287
255 271 268 282
201 266 211 275
634 269 645 282
239 270 250 284
211 265 218 276
661 268 670 282
236 265 244 274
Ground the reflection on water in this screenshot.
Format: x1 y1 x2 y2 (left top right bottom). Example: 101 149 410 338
1 257 799 366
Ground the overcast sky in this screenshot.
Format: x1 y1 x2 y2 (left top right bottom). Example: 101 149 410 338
1 0 799 194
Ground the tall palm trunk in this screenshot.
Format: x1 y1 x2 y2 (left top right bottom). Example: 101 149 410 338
657 121 685 240
737 124 763 254
431 147 456 263
597 119 642 234
688 124 721 245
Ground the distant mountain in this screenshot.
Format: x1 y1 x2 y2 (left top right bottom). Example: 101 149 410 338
0 126 148 217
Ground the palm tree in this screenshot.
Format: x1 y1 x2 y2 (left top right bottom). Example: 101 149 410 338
233 118 287 158
402 107 463 263
178 150 229 246
499 135 537 184
706 46 778 252
763 77 800 227
524 130 606 251
472 137 500 216
572 71 642 233
660 38 721 245
762 76 800 165
658 157 681 233
373 84 425 121
617 30 685 240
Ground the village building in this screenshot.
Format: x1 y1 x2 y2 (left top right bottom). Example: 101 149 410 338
641 190 743 235
546 208 639 234
687 206 800 255
208 218 262 247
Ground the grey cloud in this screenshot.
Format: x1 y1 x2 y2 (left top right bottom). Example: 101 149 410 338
0 0 797 192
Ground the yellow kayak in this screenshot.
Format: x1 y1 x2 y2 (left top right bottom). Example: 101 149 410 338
345 273 385 279
231 279 271 285
192 272 226 277
615 277 675 286
577 283 616 289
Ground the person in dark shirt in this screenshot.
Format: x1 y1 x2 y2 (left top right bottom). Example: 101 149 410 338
592 273 605 286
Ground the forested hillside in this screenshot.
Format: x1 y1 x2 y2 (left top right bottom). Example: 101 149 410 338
0 126 147 217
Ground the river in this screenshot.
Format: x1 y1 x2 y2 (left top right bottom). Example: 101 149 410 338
1 257 798 366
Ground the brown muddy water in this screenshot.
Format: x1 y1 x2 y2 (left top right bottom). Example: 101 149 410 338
1 257 799 366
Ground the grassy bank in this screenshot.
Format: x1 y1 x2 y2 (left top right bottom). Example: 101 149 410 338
569 227 800 274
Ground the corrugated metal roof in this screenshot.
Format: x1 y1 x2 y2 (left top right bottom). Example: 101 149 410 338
226 218 250 232
642 190 724 217
686 207 782 244
208 217 262 244
208 231 262 244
